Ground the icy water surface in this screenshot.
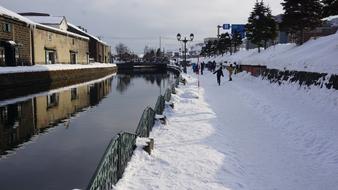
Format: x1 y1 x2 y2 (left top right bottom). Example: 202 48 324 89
0 71 176 190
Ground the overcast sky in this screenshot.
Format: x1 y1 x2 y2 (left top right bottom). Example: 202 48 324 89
1 0 283 54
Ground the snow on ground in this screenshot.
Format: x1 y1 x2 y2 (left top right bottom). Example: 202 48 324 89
115 69 338 190
200 32 338 74
0 63 116 74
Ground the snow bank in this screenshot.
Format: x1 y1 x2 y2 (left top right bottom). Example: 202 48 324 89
0 63 116 74
201 32 338 74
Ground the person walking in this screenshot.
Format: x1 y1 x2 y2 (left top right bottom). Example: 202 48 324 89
212 61 216 72
234 62 239 74
226 64 234 81
213 64 224 86
201 62 205 75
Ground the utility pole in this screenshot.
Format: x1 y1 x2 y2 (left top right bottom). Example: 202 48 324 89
217 25 222 38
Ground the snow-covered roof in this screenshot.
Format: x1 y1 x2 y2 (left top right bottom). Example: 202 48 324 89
0 5 35 25
68 22 109 46
322 15 338 27
36 23 89 40
322 15 338 22
25 16 65 25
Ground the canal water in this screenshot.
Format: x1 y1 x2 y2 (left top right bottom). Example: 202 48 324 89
0 71 176 190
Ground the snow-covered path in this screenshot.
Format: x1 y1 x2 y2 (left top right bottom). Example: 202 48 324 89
115 70 338 190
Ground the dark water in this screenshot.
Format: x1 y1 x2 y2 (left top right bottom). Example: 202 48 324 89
0 72 176 190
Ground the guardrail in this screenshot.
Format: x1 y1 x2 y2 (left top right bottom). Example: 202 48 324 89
167 65 182 75
87 75 181 190
136 107 156 138
87 132 136 190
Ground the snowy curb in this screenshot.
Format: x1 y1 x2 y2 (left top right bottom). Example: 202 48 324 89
0 63 116 74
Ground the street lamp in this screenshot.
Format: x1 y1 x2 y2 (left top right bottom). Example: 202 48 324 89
177 33 194 73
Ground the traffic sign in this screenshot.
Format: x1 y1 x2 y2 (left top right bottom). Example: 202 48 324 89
223 24 231 30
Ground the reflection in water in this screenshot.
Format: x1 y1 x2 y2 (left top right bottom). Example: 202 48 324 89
0 100 35 156
116 75 132 94
116 73 171 94
0 78 112 157
0 72 176 190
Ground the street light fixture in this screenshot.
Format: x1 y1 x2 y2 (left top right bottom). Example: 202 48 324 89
177 33 194 73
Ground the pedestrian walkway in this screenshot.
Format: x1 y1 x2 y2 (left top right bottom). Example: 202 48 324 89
115 71 338 190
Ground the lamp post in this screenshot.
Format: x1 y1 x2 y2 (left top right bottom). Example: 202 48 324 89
177 33 194 73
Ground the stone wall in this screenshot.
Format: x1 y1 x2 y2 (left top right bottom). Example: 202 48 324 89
0 67 117 100
240 65 338 90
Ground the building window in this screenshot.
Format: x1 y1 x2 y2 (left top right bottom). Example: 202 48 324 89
3 23 11 32
47 93 59 108
70 52 77 64
70 88 78 100
72 39 75 45
0 106 8 122
0 47 5 66
45 50 56 64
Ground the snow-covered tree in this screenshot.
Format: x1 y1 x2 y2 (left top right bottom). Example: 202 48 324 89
217 33 232 55
232 31 243 53
322 0 338 17
281 0 322 44
246 0 277 52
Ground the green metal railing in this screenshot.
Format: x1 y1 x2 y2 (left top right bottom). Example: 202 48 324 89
136 107 156 137
87 75 180 190
171 84 176 94
164 88 172 102
87 132 136 190
154 95 165 115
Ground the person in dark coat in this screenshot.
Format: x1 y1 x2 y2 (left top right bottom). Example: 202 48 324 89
201 62 205 75
213 64 224 86
212 61 217 72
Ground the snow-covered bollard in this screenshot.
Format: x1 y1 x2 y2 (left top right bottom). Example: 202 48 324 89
143 138 154 155
165 101 174 109
155 114 167 125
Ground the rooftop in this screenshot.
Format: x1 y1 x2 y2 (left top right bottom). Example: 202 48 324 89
25 15 66 25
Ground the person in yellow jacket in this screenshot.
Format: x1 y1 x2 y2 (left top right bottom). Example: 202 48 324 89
226 64 234 81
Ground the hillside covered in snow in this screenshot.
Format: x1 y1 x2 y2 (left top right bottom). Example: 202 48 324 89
201 31 338 74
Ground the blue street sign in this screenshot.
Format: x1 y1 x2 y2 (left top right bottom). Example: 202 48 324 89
231 24 246 39
223 24 231 30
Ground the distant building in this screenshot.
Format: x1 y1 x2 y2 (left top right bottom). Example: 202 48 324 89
67 23 111 63
302 15 338 42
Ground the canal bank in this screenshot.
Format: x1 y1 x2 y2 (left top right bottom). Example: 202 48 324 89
0 69 178 190
0 64 117 100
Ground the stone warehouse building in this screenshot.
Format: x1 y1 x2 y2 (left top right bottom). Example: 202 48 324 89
0 7 33 66
0 6 112 66
21 13 90 65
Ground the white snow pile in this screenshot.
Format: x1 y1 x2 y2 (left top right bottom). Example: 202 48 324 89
0 63 116 74
115 70 338 190
201 31 338 74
